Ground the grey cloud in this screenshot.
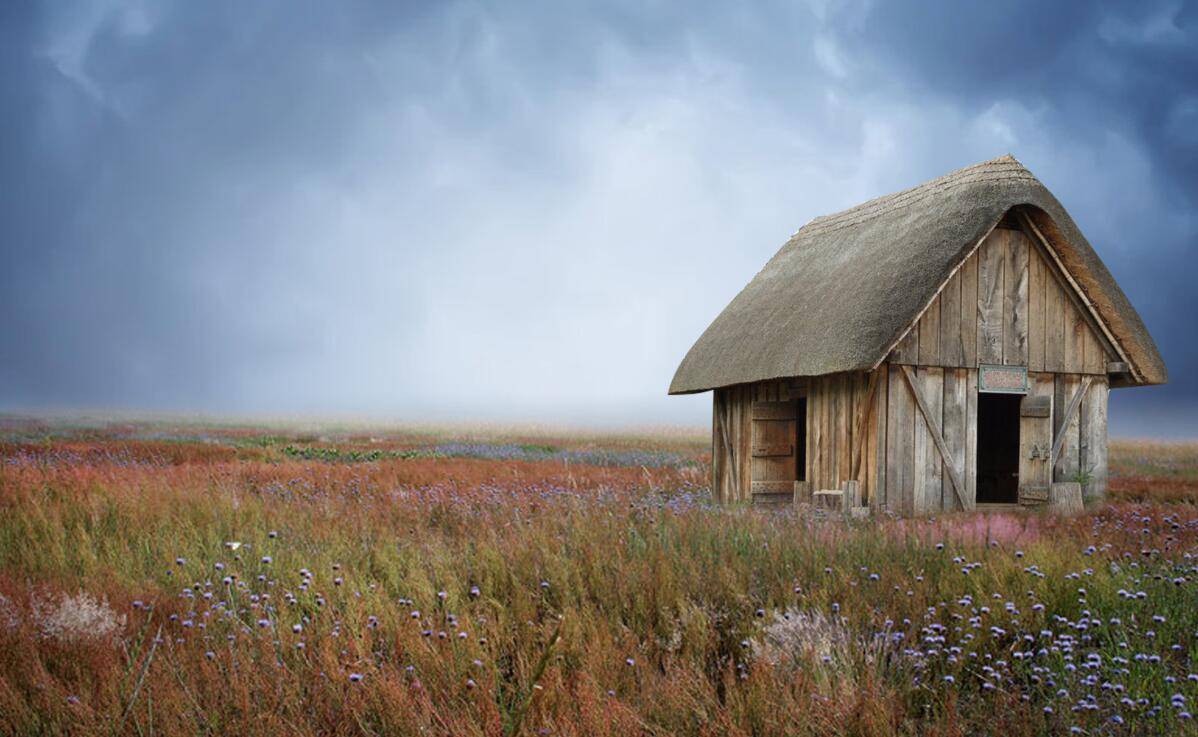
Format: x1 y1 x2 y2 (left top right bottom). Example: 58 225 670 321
1 1 1194 434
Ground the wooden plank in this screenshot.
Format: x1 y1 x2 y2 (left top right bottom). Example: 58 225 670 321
850 370 880 480
1018 485 1049 505
836 374 852 488
942 368 967 511
805 385 815 489
1004 230 1029 366
938 271 964 367
1052 375 1087 483
976 230 1005 365
712 391 725 503
1083 321 1105 375
1020 395 1051 417
853 372 868 495
918 295 941 366
812 380 826 490
892 323 919 365
752 401 797 420
1027 248 1046 372
1044 279 1065 372
751 481 793 494
886 365 915 515
961 256 979 368
843 480 861 510
736 386 753 503
912 370 930 513
1063 300 1085 374
793 480 812 504
870 365 888 510
1080 377 1108 502
739 386 752 503
965 368 978 506
900 365 968 511
1019 383 1053 500
752 442 793 457
829 381 838 491
913 367 944 514
723 387 737 502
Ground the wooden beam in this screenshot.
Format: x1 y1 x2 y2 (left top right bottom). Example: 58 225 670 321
751 481 793 494
899 365 970 510
850 369 880 480
1050 375 1093 469
752 401 797 420
1106 361 1129 374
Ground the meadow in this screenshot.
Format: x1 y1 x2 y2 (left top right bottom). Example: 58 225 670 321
1 416 1196 736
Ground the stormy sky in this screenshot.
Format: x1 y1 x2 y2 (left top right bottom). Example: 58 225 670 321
2 1 1196 436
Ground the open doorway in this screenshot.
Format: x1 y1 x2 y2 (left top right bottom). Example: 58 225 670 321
795 397 807 481
976 393 1021 504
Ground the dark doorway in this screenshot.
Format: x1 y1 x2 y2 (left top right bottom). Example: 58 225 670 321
976 393 1021 504
795 397 807 481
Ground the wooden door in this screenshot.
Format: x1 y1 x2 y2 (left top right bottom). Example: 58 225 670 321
1018 393 1052 505
750 400 801 506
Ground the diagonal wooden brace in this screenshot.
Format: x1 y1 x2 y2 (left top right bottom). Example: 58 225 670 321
1050 376 1093 469
850 370 880 481
900 365 970 510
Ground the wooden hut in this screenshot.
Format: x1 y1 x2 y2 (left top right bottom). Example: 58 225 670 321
670 156 1166 514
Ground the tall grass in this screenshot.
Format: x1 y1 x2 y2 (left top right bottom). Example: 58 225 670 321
0 428 1196 735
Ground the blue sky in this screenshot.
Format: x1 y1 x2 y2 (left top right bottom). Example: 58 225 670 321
2 1 1196 435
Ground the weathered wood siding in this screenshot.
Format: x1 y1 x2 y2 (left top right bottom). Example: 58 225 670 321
883 363 975 514
891 226 1112 373
805 371 880 501
711 385 751 504
1055 374 1109 500
713 367 1109 512
712 379 807 504
870 364 1109 514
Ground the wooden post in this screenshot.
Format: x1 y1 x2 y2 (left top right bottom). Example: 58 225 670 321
1049 482 1084 515
842 480 860 514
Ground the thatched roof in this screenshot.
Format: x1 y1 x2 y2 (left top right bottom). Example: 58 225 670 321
669 155 1166 394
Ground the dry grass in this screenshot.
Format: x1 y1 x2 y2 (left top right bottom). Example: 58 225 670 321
0 419 1195 736
1109 439 1198 503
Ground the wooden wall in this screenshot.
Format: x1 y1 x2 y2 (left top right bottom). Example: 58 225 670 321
891 226 1110 374
880 364 975 514
875 365 1109 514
712 379 807 504
1054 374 1109 500
712 385 751 504
712 368 1108 510
712 373 883 506
805 372 878 499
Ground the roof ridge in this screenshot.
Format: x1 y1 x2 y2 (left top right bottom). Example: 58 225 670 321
797 156 1035 240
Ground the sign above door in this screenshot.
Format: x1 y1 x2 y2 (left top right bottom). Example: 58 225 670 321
979 364 1029 394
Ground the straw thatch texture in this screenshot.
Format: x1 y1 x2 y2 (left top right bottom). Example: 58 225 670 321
669 155 1165 394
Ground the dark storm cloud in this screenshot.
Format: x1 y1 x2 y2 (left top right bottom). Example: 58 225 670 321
825 0 1198 431
1 1 1195 434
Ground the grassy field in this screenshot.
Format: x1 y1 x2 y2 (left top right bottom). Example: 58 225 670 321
1 417 1196 736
